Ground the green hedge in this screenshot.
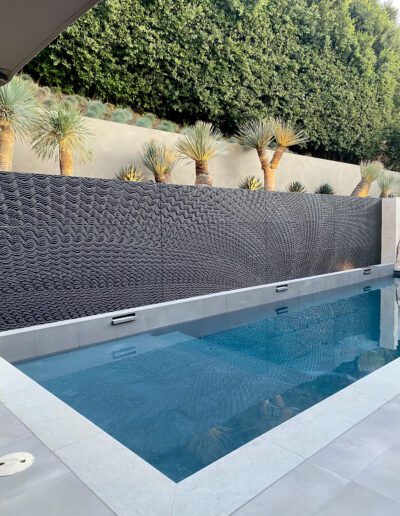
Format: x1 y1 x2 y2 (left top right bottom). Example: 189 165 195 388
26 0 400 163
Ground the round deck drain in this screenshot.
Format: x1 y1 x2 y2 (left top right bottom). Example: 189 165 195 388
0 453 35 477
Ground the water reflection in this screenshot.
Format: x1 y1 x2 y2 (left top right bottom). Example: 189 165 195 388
18 281 400 482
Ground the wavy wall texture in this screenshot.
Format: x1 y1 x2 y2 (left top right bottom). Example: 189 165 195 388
0 172 382 330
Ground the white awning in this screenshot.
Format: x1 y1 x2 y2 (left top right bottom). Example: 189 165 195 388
0 0 101 85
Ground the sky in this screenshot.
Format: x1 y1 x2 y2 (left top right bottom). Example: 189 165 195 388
389 0 400 18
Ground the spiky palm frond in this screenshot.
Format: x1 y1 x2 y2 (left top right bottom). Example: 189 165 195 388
32 103 92 163
315 183 335 195
234 119 274 149
272 118 308 148
0 76 40 140
360 160 384 183
175 121 225 162
141 140 178 181
239 175 262 190
287 181 306 193
378 172 400 197
189 425 233 463
116 164 144 182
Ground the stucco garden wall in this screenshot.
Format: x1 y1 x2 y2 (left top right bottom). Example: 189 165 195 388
13 117 380 197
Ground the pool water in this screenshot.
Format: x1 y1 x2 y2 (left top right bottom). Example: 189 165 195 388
18 281 400 481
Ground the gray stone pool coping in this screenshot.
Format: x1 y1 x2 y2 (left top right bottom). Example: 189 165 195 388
0 264 398 515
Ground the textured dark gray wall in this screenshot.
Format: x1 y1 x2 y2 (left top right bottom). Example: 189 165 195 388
0 172 382 331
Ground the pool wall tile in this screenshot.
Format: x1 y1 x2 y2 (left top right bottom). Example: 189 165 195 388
0 329 37 362
36 321 80 357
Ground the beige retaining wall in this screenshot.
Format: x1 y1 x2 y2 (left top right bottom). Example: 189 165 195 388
13 117 380 197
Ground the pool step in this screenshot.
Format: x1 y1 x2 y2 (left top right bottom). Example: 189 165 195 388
159 331 197 345
22 332 182 381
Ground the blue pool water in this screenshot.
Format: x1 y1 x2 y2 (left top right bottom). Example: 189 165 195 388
18 280 400 481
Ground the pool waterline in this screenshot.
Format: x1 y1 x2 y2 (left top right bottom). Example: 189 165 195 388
17 277 400 482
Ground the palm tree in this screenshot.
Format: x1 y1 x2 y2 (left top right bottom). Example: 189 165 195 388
0 76 39 171
175 121 224 186
286 181 306 193
235 119 274 191
32 103 92 176
378 172 400 198
270 119 308 187
351 161 384 197
116 164 145 182
141 140 177 183
239 175 262 190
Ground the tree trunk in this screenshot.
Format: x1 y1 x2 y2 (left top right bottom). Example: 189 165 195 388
0 125 15 172
351 180 370 197
380 192 388 199
157 171 171 184
195 160 212 187
59 141 74 176
256 147 274 191
270 145 286 173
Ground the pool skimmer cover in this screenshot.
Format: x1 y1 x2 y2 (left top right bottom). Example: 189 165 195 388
0 452 35 476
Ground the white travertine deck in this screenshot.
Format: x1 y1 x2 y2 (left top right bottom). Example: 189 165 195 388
234 397 400 516
0 403 114 515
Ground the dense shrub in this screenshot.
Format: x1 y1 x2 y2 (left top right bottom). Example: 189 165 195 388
135 115 155 128
26 0 400 163
110 107 133 123
86 100 107 119
157 120 177 132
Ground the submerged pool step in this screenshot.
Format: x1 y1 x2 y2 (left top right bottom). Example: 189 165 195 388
158 331 198 345
21 332 188 382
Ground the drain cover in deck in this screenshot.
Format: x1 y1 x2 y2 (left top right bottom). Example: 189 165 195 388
0 452 35 476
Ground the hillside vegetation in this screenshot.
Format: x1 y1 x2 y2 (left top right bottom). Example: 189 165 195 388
26 0 400 165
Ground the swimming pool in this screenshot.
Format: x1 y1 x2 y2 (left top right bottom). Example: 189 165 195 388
18 279 400 482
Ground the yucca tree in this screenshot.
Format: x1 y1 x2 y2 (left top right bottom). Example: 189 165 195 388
287 181 306 193
270 119 308 181
351 161 384 197
235 119 274 191
378 172 400 198
235 118 307 191
239 175 262 190
315 183 335 195
175 121 224 186
32 103 92 176
142 140 177 183
116 164 145 182
0 76 39 171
